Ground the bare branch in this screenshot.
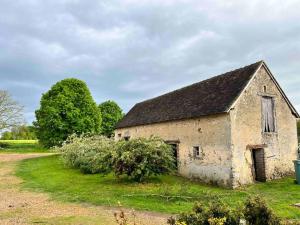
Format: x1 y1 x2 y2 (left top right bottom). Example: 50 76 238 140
0 90 24 131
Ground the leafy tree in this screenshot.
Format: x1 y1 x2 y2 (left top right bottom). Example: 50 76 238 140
34 78 102 147
1 131 13 140
0 125 36 140
99 100 123 137
0 90 23 131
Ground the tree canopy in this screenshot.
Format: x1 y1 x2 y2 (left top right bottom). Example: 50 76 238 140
0 90 23 131
34 78 102 147
1 125 36 140
99 100 123 137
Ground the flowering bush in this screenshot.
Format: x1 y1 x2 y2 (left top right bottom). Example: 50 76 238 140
208 217 227 225
112 136 176 181
56 134 114 174
168 199 240 225
56 135 176 181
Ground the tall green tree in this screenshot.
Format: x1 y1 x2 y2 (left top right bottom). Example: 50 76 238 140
34 78 102 147
99 100 123 137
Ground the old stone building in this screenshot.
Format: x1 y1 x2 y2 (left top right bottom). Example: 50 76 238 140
115 61 299 188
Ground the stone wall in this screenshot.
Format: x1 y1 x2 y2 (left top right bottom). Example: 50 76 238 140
115 114 233 187
115 64 298 188
230 65 298 187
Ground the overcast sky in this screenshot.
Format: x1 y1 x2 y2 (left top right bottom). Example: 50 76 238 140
0 0 300 124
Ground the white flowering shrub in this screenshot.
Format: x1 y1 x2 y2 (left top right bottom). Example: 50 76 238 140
56 135 176 181
56 134 114 174
112 136 176 181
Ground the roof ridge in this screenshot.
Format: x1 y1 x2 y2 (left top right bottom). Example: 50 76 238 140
117 60 264 128
136 60 263 105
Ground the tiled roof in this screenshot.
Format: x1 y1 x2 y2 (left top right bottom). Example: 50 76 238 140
117 61 263 128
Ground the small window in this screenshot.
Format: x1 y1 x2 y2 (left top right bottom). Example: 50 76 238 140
193 146 201 158
124 136 130 141
118 133 122 137
263 86 267 93
262 96 275 132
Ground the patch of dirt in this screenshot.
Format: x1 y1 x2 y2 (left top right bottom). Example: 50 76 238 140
0 153 168 225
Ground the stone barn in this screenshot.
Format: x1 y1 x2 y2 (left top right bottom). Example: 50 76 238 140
115 61 299 188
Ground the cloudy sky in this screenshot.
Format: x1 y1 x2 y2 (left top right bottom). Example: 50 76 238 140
0 0 300 124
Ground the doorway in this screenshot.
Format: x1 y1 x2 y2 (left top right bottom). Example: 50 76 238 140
169 143 178 168
251 148 266 182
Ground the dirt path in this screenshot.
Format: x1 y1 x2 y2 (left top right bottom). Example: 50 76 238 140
0 153 168 225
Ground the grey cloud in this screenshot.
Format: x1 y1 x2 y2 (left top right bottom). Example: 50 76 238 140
0 0 300 124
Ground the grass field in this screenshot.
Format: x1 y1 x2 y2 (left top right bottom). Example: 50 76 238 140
0 140 48 153
16 154 300 220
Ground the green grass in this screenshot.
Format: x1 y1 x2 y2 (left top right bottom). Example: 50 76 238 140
0 140 48 153
16 155 300 220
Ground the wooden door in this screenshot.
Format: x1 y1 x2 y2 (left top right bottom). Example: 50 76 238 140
252 149 266 182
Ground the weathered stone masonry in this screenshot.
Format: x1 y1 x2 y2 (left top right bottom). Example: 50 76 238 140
230 65 298 187
115 61 299 188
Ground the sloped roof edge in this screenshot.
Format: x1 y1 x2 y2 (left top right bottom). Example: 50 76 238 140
117 61 264 129
262 62 299 118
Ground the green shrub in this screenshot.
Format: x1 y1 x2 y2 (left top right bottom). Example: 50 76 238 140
112 136 176 181
208 217 226 225
168 196 283 225
0 142 9 148
57 134 113 174
206 200 241 225
168 199 240 225
243 196 281 225
57 135 175 181
57 135 176 181
1 125 36 140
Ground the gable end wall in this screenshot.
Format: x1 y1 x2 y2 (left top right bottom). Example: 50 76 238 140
230 65 298 187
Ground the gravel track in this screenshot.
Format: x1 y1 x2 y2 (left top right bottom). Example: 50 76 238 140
0 153 168 225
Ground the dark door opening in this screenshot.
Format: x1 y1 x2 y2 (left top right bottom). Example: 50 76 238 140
252 148 266 182
169 143 178 168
